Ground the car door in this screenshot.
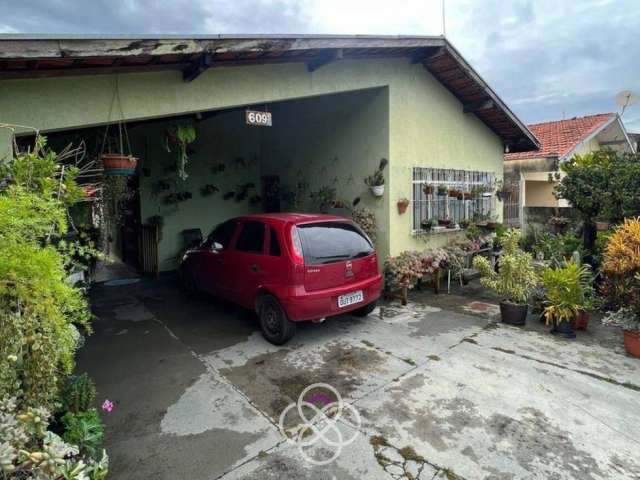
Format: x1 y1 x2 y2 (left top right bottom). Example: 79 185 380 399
228 220 268 308
196 219 238 297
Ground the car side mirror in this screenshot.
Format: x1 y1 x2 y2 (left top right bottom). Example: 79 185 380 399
211 242 223 251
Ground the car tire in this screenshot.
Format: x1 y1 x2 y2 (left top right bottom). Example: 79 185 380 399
352 300 377 317
258 294 296 345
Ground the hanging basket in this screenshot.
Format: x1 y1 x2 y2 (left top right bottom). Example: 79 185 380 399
101 153 138 176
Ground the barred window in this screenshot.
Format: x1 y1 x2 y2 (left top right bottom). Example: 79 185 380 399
412 167 496 233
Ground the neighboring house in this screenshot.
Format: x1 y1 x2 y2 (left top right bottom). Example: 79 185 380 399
503 113 635 227
0 35 537 272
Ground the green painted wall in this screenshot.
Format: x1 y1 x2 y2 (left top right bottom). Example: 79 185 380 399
261 88 390 260
131 112 263 270
0 56 506 267
387 63 504 254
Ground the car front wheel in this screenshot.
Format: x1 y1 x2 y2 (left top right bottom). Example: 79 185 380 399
258 294 296 345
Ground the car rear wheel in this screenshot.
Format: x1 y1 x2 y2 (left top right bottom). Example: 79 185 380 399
352 300 377 317
258 294 296 345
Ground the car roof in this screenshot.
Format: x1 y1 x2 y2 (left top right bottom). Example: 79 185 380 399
235 212 350 225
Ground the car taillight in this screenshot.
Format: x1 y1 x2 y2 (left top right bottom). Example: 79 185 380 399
289 226 304 265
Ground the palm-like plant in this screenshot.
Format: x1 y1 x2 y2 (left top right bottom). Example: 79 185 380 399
540 261 590 326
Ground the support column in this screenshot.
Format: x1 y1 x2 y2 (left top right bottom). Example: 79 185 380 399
0 127 13 163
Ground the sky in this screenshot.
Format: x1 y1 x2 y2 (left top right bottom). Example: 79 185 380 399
2 0 639 132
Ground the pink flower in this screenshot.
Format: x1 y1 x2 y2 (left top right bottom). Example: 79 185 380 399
102 399 114 413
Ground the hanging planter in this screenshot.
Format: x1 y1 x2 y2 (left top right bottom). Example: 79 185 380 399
397 198 410 214
364 158 388 198
370 185 385 197
100 79 138 177
101 153 138 176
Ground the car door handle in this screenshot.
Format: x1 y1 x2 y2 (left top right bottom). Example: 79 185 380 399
250 264 260 273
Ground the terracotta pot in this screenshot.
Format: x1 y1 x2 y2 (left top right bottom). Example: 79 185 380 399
102 153 138 176
397 200 409 214
623 330 640 358
499 301 528 326
423 185 433 196
572 310 589 330
595 221 610 231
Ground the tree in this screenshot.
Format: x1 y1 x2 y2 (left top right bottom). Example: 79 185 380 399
553 150 640 253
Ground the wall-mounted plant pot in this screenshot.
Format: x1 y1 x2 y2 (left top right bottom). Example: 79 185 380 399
102 154 138 176
623 330 640 357
397 199 410 214
499 301 527 326
496 191 509 201
370 185 385 197
595 221 610 231
423 185 433 196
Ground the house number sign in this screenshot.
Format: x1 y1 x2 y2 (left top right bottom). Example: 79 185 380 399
246 110 272 127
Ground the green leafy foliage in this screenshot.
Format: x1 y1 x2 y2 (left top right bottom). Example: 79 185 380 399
540 261 590 325
0 396 108 479
473 229 538 304
364 158 388 187
60 374 96 415
553 150 640 250
61 409 105 460
531 231 585 266
0 136 91 410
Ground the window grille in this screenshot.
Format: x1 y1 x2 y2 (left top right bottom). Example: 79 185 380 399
412 167 496 233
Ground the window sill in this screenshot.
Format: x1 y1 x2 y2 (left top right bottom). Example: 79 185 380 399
413 226 463 236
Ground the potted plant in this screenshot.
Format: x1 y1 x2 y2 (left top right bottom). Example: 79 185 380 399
473 230 538 325
101 153 138 176
548 215 570 234
397 198 410 214
364 158 388 197
421 218 436 231
495 179 511 201
485 216 499 230
352 207 377 242
437 185 448 196
600 218 640 357
423 184 434 196
448 188 460 198
165 124 197 181
438 216 452 227
594 217 610 231
459 219 471 229
540 261 590 338
463 191 472 200
309 185 337 213
602 308 640 357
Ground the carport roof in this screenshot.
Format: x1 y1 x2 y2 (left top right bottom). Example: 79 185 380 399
0 34 539 152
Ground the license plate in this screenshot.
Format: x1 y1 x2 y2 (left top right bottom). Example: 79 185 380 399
338 290 364 308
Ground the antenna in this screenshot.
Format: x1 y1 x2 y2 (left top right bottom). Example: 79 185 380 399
442 0 446 37
616 90 638 116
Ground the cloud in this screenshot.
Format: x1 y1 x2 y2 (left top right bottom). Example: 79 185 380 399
1 0 639 131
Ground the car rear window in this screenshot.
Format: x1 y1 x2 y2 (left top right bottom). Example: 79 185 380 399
297 221 373 265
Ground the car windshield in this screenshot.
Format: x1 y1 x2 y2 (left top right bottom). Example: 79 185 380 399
297 221 373 265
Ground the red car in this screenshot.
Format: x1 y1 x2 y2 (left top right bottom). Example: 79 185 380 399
179 213 382 344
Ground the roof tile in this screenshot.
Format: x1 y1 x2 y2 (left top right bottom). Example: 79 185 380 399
504 113 615 160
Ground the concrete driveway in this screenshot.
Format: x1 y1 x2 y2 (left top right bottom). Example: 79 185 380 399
80 276 640 480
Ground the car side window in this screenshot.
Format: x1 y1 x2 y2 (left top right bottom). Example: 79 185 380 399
205 220 237 250
268 228 281 256
236 221 265 254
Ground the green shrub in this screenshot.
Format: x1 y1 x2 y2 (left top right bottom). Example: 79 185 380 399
473 229 538 304
61 373 96 414
62 409 105 460
0 136 91 410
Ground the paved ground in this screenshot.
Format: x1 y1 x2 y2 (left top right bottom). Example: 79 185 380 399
79 275 640 480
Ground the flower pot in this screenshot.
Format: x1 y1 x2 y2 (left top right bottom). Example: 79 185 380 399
496 191 509 201
595 221 610 231
572 310 589 330
499 301 528 326
623 330 640 358
551 320 576 339
423 185 433 196
438 219 452 227
485 222 498 230
102 154 138 176
397 200 409 214
370 185 385 197
463 193 472 200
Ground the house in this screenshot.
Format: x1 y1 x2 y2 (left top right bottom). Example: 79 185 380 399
503 113 635 227
0 35 537 272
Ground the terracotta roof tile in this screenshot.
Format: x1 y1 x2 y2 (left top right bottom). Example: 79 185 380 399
504 113 615 160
